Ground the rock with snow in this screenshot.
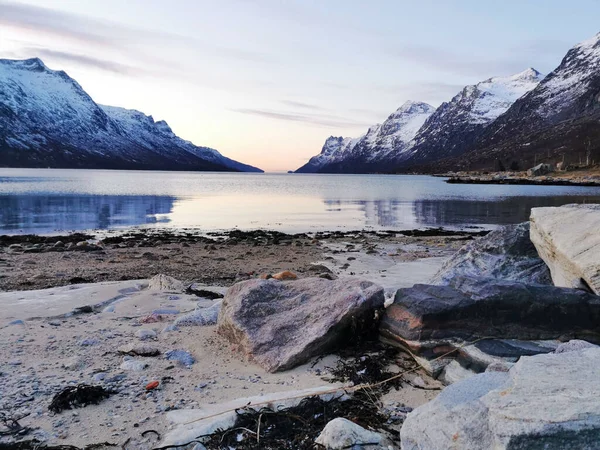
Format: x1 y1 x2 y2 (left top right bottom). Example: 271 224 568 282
315 418 386 449
0 58 262 172
217 277 384 372
530 204 600 294
401 346 600 449
430 222 551 285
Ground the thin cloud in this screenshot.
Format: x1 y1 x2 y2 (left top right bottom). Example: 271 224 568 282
232 108 372 128
22 48 143 75
0 1 275 65
389 44 522 77
280 100 326 111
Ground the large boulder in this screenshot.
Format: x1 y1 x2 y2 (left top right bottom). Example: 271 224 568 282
401 345 600 450
217 277 384 372
380 276 600 374
431 222 551 286
530 204 600 294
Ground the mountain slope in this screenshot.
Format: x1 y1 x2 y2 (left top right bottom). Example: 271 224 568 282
0 58 262 172
296 101 435 173
433 33 600 172
401 69 543 166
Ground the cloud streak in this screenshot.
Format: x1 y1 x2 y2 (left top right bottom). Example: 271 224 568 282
387 39 569 78
0 1 275 65
232 108 372 128
22 48 143 75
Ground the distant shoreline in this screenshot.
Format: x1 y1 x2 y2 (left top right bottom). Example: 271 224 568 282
445 176 600 187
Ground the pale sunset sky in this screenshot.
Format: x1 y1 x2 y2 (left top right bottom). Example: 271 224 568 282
1 0 599 172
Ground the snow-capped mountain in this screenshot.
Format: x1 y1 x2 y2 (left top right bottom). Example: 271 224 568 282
401 68 543 166
296 101 435 173
0 58 262 172
445 32 600 171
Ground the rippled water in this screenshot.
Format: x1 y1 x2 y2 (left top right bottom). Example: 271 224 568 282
2 168 600 234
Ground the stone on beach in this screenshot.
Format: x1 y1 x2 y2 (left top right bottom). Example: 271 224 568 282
530 204 600 294
217 277 385 372
315 418 385 449
401 345 600 450
120 358 149 371
135 329 157 341
118 343 160 357
173 301 222 327
430 222 551 286
147 274 185 292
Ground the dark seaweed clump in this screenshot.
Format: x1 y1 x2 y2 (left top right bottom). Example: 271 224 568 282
49 384 112 413
201 394 394 450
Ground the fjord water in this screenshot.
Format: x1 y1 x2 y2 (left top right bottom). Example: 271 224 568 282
2 168 600 235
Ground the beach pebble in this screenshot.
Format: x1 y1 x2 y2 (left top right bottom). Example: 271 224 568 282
135 329 157 341
164 349 195 367
79 338 99 346
120 359 149 371
7 319 25 326
93 372 107 382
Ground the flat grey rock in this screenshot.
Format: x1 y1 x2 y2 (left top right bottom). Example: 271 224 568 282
401 345 600 449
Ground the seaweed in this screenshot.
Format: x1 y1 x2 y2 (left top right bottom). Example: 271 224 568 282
201 394 393 450
48 384 112 413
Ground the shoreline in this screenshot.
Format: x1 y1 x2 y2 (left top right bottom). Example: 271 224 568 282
446 175 600 186
0 228 486 292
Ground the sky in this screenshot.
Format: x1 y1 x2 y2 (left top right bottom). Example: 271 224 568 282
1 1 599 172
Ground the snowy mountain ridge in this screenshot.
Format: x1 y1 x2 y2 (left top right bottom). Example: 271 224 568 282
0 58 262 172
296 101 435 173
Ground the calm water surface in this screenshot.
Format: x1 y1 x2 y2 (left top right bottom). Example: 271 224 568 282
2 168 600 234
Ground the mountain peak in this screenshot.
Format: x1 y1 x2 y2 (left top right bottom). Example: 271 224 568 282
1 57 47 71
395 100 436 114
513 67 543 80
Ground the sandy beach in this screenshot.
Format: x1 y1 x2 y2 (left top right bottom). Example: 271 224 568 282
0 228 472 449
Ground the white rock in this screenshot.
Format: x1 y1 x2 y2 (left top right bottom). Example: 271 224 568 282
401 347 600 449
147 274 184 292
315 418 384 449
530 204 600 294
439 360 477 385
554 339 598 354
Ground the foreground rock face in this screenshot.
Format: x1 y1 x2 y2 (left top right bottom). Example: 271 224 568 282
217 277 384 372
401 345 600 449
382 276 600 347
531 204 600 294
431 222 551 285
380 276 600 375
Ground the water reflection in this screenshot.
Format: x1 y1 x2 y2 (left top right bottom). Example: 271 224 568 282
325 195 600 229
0 195 175 234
